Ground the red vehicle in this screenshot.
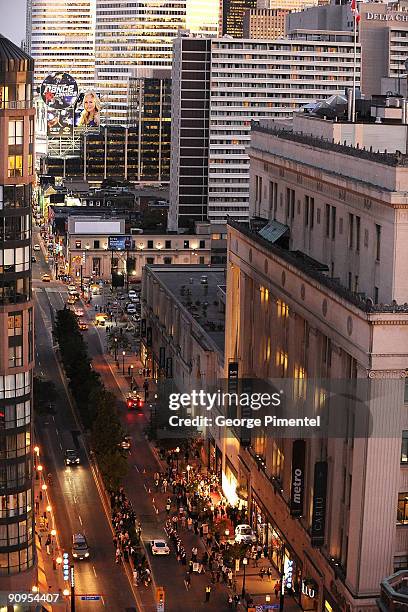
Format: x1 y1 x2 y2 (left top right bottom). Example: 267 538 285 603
127 393 143 410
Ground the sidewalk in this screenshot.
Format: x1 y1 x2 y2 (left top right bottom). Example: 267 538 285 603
33 464 67 610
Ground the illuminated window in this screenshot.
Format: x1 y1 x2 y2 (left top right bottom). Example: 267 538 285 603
397 493 408 524
294 364 306 400
277 299 289 318
8 155 23 178
260 286 265 303
276 349 288 374
265 337 271 361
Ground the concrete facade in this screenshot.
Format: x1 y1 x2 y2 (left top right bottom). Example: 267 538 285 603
220 120 408 610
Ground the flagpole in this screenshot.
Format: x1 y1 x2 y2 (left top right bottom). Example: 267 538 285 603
351 8 357 123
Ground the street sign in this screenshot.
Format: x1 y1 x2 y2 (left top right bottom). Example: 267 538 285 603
80 595 101 601
255 605 279 611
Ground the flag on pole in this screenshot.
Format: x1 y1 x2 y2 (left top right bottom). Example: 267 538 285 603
351 0 360 23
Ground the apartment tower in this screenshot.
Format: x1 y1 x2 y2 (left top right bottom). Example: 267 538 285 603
0 36 35 588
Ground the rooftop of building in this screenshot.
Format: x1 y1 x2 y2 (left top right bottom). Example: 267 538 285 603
146 265 226 353
228 218 408 314
0 34 34 73
251 118 408 167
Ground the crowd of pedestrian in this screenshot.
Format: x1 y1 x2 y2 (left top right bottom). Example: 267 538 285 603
109 487 151 586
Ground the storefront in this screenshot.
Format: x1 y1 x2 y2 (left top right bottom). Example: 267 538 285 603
250 493 302 605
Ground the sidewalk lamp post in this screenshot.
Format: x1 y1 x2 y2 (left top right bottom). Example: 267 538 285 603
242 557 248 597
36 464 43 480
130 364 134 384
186 464 192 482
114 337 118 361
122 351 126 375
266 594 271 603
175 446 180 473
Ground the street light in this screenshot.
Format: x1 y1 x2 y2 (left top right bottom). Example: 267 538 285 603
41 484 47 491
242 557 248 597
63 589 70 597
51 529 57 537
186 464 192 482
266 594 271 603
175 446 180 473
130 364 134 384
114 337 118 361
122 351 126 375
32 585 39 593
46 505 52 513
34 446 40 455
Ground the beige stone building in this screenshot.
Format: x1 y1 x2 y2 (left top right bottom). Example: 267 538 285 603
223 116 408 610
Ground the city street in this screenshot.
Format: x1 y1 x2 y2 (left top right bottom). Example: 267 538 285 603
32 239 137 611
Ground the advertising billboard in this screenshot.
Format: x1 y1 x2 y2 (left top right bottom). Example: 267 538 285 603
47 107 75 137
74 91 101 133
41 72 78 109
311 461 328 547
290 440 305 517
108 235 132 251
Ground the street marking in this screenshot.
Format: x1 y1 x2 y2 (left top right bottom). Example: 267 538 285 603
73 496 78 504
143 483 148 492
92 565 97 577
101 596 105 606
59 442 63 451
78 515 83 525
134 464 140 473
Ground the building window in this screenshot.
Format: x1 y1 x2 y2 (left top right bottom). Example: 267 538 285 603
397 493 408 524
285 188 295 219
374 286 379 304
401 432 408 463
375 224 381 261
163 257 172 265
199 240 205 249
8 119 23 145
331 206 336 240
8 155 23 178
28 154 33 175
355 216 361 251
275 349 288 375
147 240 154 249
199 256 205 264
92 258 101 276
184 240 190 249
146 257 154 264
93 240 100 249
348 213 354 249
8 313 22 337
8 344 23 368
165 240 171 249
75 240 81 248
277 299 288 318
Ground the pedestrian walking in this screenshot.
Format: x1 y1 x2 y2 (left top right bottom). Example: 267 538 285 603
227 595 233 609
274 580 281 599
184 573 191 590
191 546 198 562
233 594 240 609
205 585 211 602
267 566 272 581
259 567 265 581
166 501 171 515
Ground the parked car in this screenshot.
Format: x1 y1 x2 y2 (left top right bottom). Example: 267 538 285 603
234 524 257 544
33 244 41 251
42 273 51 282
150 540 170 555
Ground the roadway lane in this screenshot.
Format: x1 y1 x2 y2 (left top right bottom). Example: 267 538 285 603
33 234 137 612
85 320 231 611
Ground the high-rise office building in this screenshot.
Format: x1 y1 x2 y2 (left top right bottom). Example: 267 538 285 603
243 8 291 38
27 0 95 91
221 0 257 37
169 33 360 229
95 0 218 124
0 35 35 587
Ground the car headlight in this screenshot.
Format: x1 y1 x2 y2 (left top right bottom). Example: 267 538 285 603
85 552 89 557
76 458 80 463
73 553 78 557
